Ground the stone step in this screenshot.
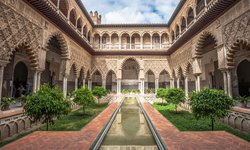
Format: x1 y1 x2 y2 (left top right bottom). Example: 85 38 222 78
100 145 158 150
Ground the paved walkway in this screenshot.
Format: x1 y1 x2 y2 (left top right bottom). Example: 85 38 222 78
142 101 250 150
1 96 123 150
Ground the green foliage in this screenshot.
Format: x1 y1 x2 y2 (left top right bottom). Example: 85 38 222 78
156 88 168 106
190 88 234 130
153 103 250 141
24 85 71 130
92 86 108 103
235 96 249 103
165 88 185 112
73 87 95 113
1 97 14 111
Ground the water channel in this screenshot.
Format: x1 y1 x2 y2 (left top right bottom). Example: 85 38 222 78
100 97 158 150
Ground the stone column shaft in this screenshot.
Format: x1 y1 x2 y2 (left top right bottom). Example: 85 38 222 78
227 70 232 98
0 65 5 107
223 71 228 94
184 76 188 97
75 78 78 90
33 71 38 92
63 76 67 97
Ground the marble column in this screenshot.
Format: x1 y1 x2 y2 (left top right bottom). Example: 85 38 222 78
155 78 159 93
33 71 38 92
82 79 85 88
74 78 78 90
88 79 92 90
117 79 121 94
102 80 106 89
184 76 189 97
63 76 67 97
227 70 232 98
223 71 228 94
177 78 180 88
141 79 144 95
37 72 41 91
196 74 201 92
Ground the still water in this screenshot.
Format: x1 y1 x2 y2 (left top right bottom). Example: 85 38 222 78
100 97 158 149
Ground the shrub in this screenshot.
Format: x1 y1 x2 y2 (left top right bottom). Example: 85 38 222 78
73 87 95 114
1 97 14 111
156 88 168 105
165 88 185 112
92 86 108 104
190 88 234 130
24 85 71 130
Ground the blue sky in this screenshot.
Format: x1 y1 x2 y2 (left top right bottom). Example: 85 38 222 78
81 0 180 24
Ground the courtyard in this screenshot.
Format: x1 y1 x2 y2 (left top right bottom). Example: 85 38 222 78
0 0 250 149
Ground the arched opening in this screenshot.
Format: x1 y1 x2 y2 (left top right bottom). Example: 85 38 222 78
59 0 69 17
187 7 194 25
175 25 180 37
122 58 140 90
171 30 175 42
177 67 185 89
181 17 186 32
237 60 250 97
69 9 77 26
161 33 169 48
77 18 83 32
145 70 155 92
102 33 110 49
111 33 119 49
143 33 151 49
87 31 91 42
196 0 205 15
152 33 160 49
198 33 223 90
106 71 117 92
131 33 141 49
185 64 196 93
13 62 29 98
83 26 87 38
121 33 130 49
93 33 101 49
12 122 18 135
68 64 77 92
78 68 84 88
41 35 66 90
159 70 170 88
92 70 102 90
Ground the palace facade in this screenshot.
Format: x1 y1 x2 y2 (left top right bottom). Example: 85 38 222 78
0 0 249 100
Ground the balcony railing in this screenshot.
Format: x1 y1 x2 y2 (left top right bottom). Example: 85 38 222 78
93 43 171 50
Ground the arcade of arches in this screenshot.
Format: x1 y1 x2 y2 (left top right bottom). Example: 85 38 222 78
0 0 249 103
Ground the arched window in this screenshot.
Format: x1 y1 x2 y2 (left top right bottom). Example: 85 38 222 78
59 0 69 17
187 7 194 25
196 0 205 15
181 17 186 31
175 25 180 37
69 9 77 26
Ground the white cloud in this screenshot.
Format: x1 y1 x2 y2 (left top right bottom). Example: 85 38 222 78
81 0 180 24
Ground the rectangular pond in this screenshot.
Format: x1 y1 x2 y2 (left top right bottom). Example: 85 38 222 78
100 97 158 150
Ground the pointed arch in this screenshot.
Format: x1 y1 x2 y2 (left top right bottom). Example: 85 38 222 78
227 39 250 68
121 57 140 69
194 32 218 58
69 8 77 26
187 7 194 25
46 32 69 58
59 0 69 17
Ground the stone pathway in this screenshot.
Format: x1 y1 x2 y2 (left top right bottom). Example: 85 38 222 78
142 101 250 150
2 95 250 150
1 96 123 150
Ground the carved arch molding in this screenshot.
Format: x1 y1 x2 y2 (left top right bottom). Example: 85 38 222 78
0 2 42 69
223 11 250 68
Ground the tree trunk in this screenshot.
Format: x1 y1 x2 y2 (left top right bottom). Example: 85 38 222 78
46 119 49 131
211 117 214 131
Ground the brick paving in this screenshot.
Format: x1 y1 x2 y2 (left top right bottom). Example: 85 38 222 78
1 97 122 150
2 96 250 150
142 101 250 150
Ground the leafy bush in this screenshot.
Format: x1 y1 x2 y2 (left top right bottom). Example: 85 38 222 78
190 88 234 130
156 88 168 105
24 85 71 130
1 97 14 111
165 88 185 112
92 86 108 103
73 87 95 114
